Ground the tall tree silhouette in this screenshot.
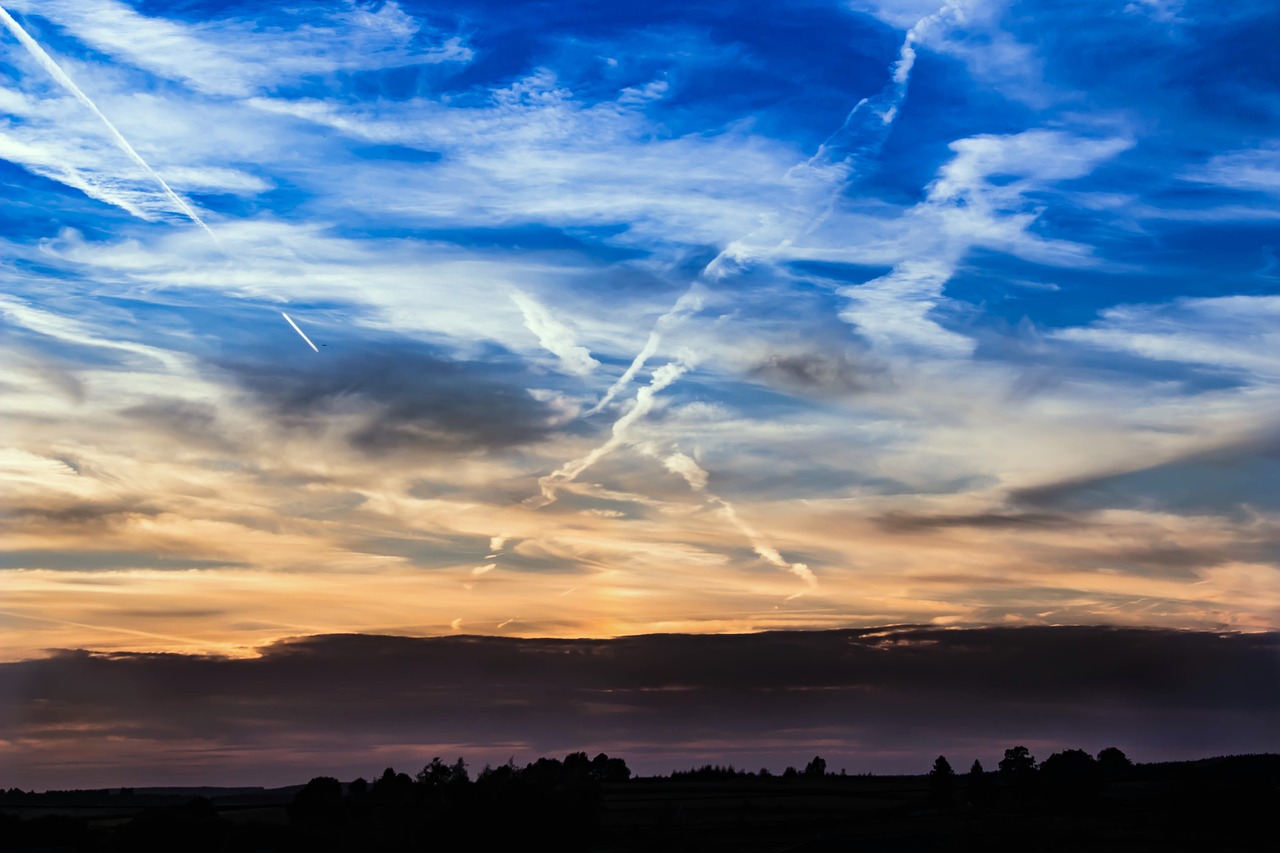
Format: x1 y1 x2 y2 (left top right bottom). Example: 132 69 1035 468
968 759 994 806
929 756 956 806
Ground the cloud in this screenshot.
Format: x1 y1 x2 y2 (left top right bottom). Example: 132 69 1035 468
660 450 709 492
0 5 220 243
0 549 243 571
0 0 1277 686
748 349 883 395
836 129 1132 354
510 290 599 376
585 289 702 416
849 1 1046 105
1181 145 1280 194
1 626 1275 788
874 510 1075 532
3 0 471 99
532 359 692 507
1009 432 1280 515
1054 295 1280 379
656 448 817 593
220 341 562 454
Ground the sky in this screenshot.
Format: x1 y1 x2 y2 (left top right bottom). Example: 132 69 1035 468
1 0 1278 786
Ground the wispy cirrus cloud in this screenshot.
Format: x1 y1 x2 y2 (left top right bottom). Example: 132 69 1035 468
3 0 471 98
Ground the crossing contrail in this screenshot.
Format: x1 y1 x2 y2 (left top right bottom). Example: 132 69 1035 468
0 4 221 247
585 289 701 416
530 359 692 508
585 6 950 414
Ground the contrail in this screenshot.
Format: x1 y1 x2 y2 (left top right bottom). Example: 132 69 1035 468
537 3 957 512
781 1 961 245
0 607 233 650
585 289 701 416
530 359 691 508
281 311 319 352
654 447 817 597
0 4 221 247
585 5 951 414
0 5 321 351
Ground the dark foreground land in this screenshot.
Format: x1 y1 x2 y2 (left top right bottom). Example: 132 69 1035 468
3 752 1276 852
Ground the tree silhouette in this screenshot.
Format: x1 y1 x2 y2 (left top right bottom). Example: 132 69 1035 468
416 756 468 788
294 776 342 810
590 752 631 782
999 746 1036 776
967 759 994 807
1040 749 1099 804
929 756 956 806
291 777 344 838
804 756 827 777
372 767 415 807
999 746 1037 799
1097 746 1132 780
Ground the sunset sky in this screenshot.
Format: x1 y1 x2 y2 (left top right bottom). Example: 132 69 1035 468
1 0 1277 786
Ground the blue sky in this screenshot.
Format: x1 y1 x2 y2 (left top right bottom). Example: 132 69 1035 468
1 0 1278 666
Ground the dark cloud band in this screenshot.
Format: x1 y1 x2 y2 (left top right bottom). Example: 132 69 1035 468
3 626 1275 788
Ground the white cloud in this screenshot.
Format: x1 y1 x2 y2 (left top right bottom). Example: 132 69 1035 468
1056 296 1280 379
5 0 472 98
836 128 1131 354
1181 145 1280 195
510 290 599 377
532 359 693 508
654 448 818 594
848 1 1048 106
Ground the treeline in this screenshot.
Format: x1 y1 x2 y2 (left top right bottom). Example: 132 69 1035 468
671 754 832 780
0 751 630 852
926 745 1136 807
3 749 1278 851
285 751 630 852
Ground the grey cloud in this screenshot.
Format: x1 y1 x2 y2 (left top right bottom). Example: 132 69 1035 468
749 349 884 395
4 500 161 530
119 399 230 450
874 510 1077 532
112 608 229 620
349 535 486 570
0 550 248 571
1012 433 1280 514
1 627 1275 787
219 342 564 455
